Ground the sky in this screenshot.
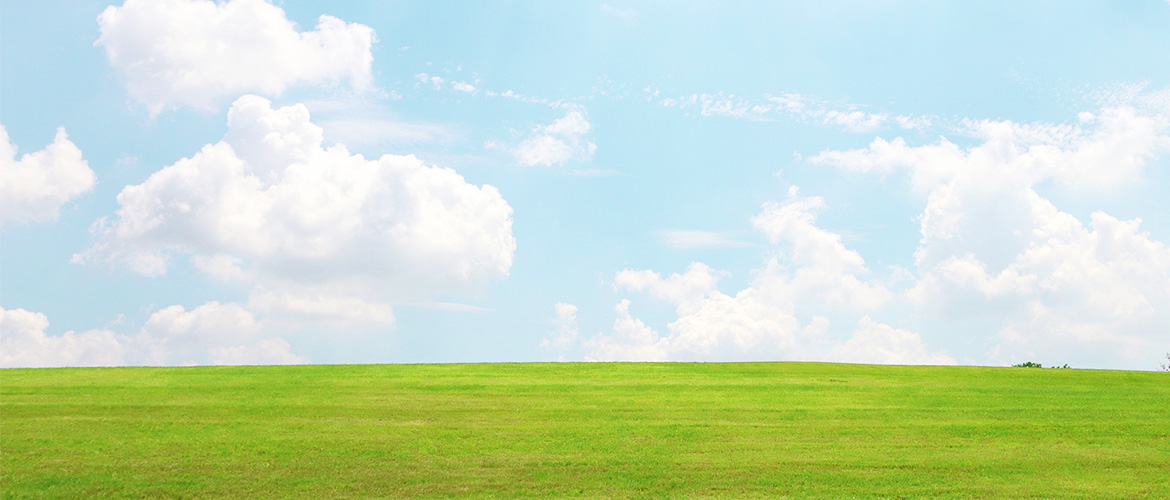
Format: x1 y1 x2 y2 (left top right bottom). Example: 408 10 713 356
2 0 1169 370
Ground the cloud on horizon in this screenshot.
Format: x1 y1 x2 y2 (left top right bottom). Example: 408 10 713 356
0 303 306 368
559 187 949 365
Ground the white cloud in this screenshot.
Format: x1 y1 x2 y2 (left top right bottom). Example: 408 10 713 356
540 302 579 350
414 73 445 90
660 91 927 132
248 288 395 330
811 106 1167 192
829 317 955 365
910 197 1170 367
615 262 726 305
0 307 128 368
412 73 475 94
74 95 515 327
751 187 891 311
0 303 306 368
97 0 375 114
138 301 263 365
767 94 903 133
655 229 754 250
820 109 890 133
579 188 911 362
812 99 1170 368
208 338 305 365
512 111 597 166
515 135 574 166
1 126 95 225
662 93 772 121
481 89 582 111
661 287 803 359
583 299 670 361
451 81 477 93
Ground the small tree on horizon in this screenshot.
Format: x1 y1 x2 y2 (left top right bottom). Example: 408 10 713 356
1161 353 1169 372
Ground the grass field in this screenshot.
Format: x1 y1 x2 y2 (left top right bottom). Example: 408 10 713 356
2 362 1168 499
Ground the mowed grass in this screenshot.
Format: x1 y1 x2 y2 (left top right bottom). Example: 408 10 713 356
2 363 1168 499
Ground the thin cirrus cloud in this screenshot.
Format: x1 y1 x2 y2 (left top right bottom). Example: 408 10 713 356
299 97 458 149
96 0 376 114
659 91 931 133
73 95 516 328
0 125 95 226
656 229 755 250
600 4 638 25
413 73 477 94
314 117 456 148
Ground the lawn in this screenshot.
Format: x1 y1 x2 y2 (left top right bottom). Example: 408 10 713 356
2 362 1167 498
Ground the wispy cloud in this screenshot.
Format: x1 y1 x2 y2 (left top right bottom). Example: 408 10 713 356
316 118 455 147
661 92 773 121
656 229 755 250
484 89 584 110
303 97 457 147
600 4 638 25
406 302 492 313
658 90 934 133
566 168 622 177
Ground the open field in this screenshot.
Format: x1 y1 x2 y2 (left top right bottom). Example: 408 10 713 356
2 362 1168 499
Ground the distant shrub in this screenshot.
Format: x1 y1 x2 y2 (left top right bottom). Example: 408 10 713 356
1161 353 1169 372
1010 362 1071 369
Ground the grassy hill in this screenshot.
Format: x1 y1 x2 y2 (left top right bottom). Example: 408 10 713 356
2 362 1167 499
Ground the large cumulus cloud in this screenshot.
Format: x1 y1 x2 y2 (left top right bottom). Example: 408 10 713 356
75 95 515 326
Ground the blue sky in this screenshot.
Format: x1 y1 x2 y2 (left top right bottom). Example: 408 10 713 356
2 0 1169 369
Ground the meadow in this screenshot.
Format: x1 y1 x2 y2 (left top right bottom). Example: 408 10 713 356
1 362 1167 499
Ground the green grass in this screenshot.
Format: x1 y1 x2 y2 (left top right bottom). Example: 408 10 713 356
2 362 1167 499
